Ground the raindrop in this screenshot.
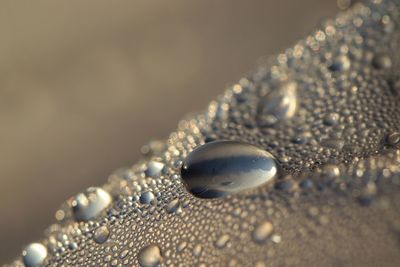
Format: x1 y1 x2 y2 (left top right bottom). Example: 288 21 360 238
71 187 112 221
93 226 110 244
181 140 279 198
22 243 48 267
252 221 274 244
138 244 162 267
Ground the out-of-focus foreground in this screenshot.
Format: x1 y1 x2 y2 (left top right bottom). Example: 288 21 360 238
0 0 338 262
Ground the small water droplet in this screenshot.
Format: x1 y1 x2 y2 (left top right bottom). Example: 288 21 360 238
71 187 112 221
252 221 274 244
320 138 345 150
145 161 165 177
166 199 181 214
257 82 298 126
323 113 340 126
138 244 162 267
215 234 230 249
176 241 187 253
358 182 377 206
22 243 48 267
372 53 392 69
386 132 400 145
141 140 166 157
193 244 203 257
181 140 279 198
322 164 341 178
140 191 156 205
93 225 110 244
329 55 351 72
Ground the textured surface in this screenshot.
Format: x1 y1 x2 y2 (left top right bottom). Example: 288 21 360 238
6 0 400 266
0 1 338 261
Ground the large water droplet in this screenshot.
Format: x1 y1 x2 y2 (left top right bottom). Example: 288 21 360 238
257 82 298 126
22 243 48 267
138 244 162 267
181 140 279 198
71 187 112 221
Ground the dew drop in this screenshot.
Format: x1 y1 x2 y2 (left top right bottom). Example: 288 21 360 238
71 187 112 221
193 244 203 257
141 140 166 157
323 113 340 126
181 140 279 198
140 191 156 205
166 199 181 214
329 55 351 72
386 132 400 145
252 221 274 244
215 234 230 249
22 243 48 267
257 82 298 126
372 53 392 69
145 161 164 177
93 225 110 244
138 244 162 267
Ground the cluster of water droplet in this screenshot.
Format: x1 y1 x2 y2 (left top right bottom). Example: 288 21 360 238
7 1 400 266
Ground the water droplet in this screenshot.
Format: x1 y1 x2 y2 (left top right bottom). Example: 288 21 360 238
145 161 165 177
323 113 340 126
386 132 400 145
215 234 230 249
329 55 351 72
138 244 162 267
252 221 274 244
22 243 48 267
372 54 392 69
193 244 203 257
141 140 166 157
320 138 345 150
358 181 377 206
166 199 180 214
71 187 112 221
257 82 298 126
181 140 279 198
322 164 341 178
176 241 187 253
93 225 110 244
271 234 282 243
140 191 155 205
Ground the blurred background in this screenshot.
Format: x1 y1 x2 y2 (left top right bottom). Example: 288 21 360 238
0 0 341 263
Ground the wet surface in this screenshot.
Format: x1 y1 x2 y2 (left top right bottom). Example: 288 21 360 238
0 1 338 262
